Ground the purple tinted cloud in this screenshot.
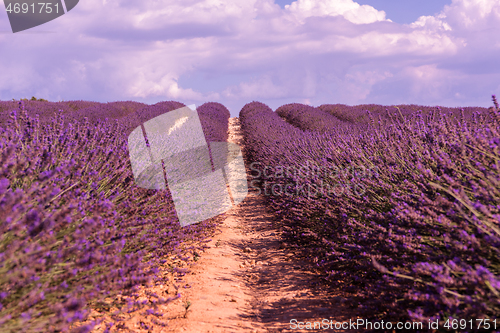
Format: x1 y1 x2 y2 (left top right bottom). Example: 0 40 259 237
0 0 499 115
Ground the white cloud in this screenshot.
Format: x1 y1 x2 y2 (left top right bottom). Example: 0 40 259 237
411 0 500 36
410 14 452 31
0 0 499 113
284 0 388 24
443 0 500 30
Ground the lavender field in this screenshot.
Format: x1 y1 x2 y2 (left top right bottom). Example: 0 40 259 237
0 100 230 332
0 97 499 332
241 97 500 329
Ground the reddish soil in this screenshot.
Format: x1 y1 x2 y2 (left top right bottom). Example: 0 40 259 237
86 118 360 333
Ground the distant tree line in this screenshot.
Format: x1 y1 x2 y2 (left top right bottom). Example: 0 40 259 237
12 96 49 102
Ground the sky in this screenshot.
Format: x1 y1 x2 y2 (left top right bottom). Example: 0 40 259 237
1 0 499 116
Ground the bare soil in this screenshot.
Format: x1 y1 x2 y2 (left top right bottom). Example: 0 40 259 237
87 118 360 333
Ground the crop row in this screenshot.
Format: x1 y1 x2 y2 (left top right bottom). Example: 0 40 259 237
0 101 230 332
276 103 353 134
317 103 492 126
239 98 500 326
0 100 149 130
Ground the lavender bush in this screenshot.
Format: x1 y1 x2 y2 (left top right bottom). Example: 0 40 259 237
318 103 491 126
0 100 76 129
65 101 147 129
0 100 229 332
196 102 231 142
276 102 364 135
115 101 187 141
0 100 146 130
276 103 350 133
240 97 500 329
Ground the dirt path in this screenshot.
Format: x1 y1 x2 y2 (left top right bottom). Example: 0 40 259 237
89 118 359 332
155 118 359 333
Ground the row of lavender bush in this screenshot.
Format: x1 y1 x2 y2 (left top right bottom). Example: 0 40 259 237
275 103 353 134
193 102 231 143
276 102 493 138
0 100 230 332
239 98 500 329
0 100 149 130
318 103 491 126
